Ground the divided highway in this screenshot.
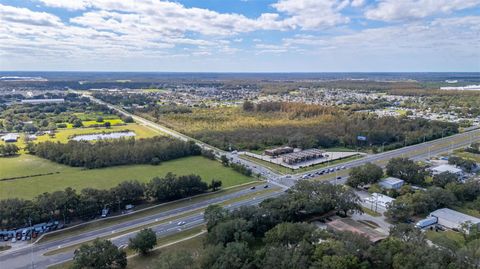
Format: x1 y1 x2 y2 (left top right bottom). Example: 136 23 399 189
0 187 282 269
2 94 478 268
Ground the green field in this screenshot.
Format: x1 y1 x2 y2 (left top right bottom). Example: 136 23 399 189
0 123 161 149
425 230 465 250
82 119 124 127
453 149 480 163
0 155 253 199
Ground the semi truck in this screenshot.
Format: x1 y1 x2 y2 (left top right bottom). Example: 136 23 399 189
415 216 438 229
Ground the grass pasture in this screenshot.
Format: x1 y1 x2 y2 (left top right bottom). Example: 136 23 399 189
0 123 161 150
82 119 125 127
0 155 253 199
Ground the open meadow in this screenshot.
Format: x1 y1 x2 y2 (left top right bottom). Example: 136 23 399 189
0 123 161 149
0 155 253 199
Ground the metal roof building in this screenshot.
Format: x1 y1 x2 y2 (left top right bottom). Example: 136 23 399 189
429 208 480 232
430 164 463 175
379 177 405 190
1 133 19 142
21 98 65 105
281 149 324 164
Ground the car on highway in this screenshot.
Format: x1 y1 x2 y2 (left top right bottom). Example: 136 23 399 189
336 176 342 180
177 221 186 226
264 185 269 188
341 166 346 169
250 186 256 190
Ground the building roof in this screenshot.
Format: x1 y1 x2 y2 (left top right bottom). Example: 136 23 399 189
431 164 462 174
21 98 65 104
366 193 395 205
327 218 387 243
430 208 480 225
380 177 404 186
1 133 19 141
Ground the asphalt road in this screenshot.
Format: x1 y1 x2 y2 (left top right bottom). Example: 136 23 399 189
0 189 282 269
3 94 476 268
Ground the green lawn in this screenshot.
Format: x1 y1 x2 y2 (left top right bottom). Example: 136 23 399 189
0 155 253 199
126 228 206 269
454 149 480 163
0 123 161 150
48 227 206 269
425 230 465 250
82 119 125 127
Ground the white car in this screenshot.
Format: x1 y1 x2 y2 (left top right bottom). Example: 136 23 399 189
177 221 186 226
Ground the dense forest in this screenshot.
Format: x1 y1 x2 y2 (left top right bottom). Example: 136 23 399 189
162 102 458 151
0 173 218 230
30 137 201 168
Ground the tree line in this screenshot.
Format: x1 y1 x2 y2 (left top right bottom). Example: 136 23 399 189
29 137 201 168
0 173 221 230
0 144 19 157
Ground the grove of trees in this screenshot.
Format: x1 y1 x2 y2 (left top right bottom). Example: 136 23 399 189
347 163 383 188
156 102 458 151
0 174 220 230
30 137 201 169
0 144 19 157
72 238 127 269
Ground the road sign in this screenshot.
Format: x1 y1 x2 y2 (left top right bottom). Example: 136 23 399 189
357 136 367 141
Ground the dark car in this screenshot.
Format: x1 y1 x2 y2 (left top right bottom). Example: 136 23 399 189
264 185 269 188
250 186 256 190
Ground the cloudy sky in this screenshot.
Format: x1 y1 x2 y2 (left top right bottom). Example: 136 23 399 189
0 0 479 72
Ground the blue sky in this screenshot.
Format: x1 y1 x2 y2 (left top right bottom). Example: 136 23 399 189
0 0 479 72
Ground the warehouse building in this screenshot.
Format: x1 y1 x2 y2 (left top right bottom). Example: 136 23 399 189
1 133 19 142
282 149 324 164
264 146 294 157
379 177 405 190
430 164 463 176
429 208 480 232
21 98 65 105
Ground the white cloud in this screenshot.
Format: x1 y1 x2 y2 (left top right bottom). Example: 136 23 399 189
366 0 480 21
36 0 91 11
282 16 480 57
351 0 365 8
0 3 62 26
271 0 350 29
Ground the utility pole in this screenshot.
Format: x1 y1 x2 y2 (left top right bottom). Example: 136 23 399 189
30 218 34 269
